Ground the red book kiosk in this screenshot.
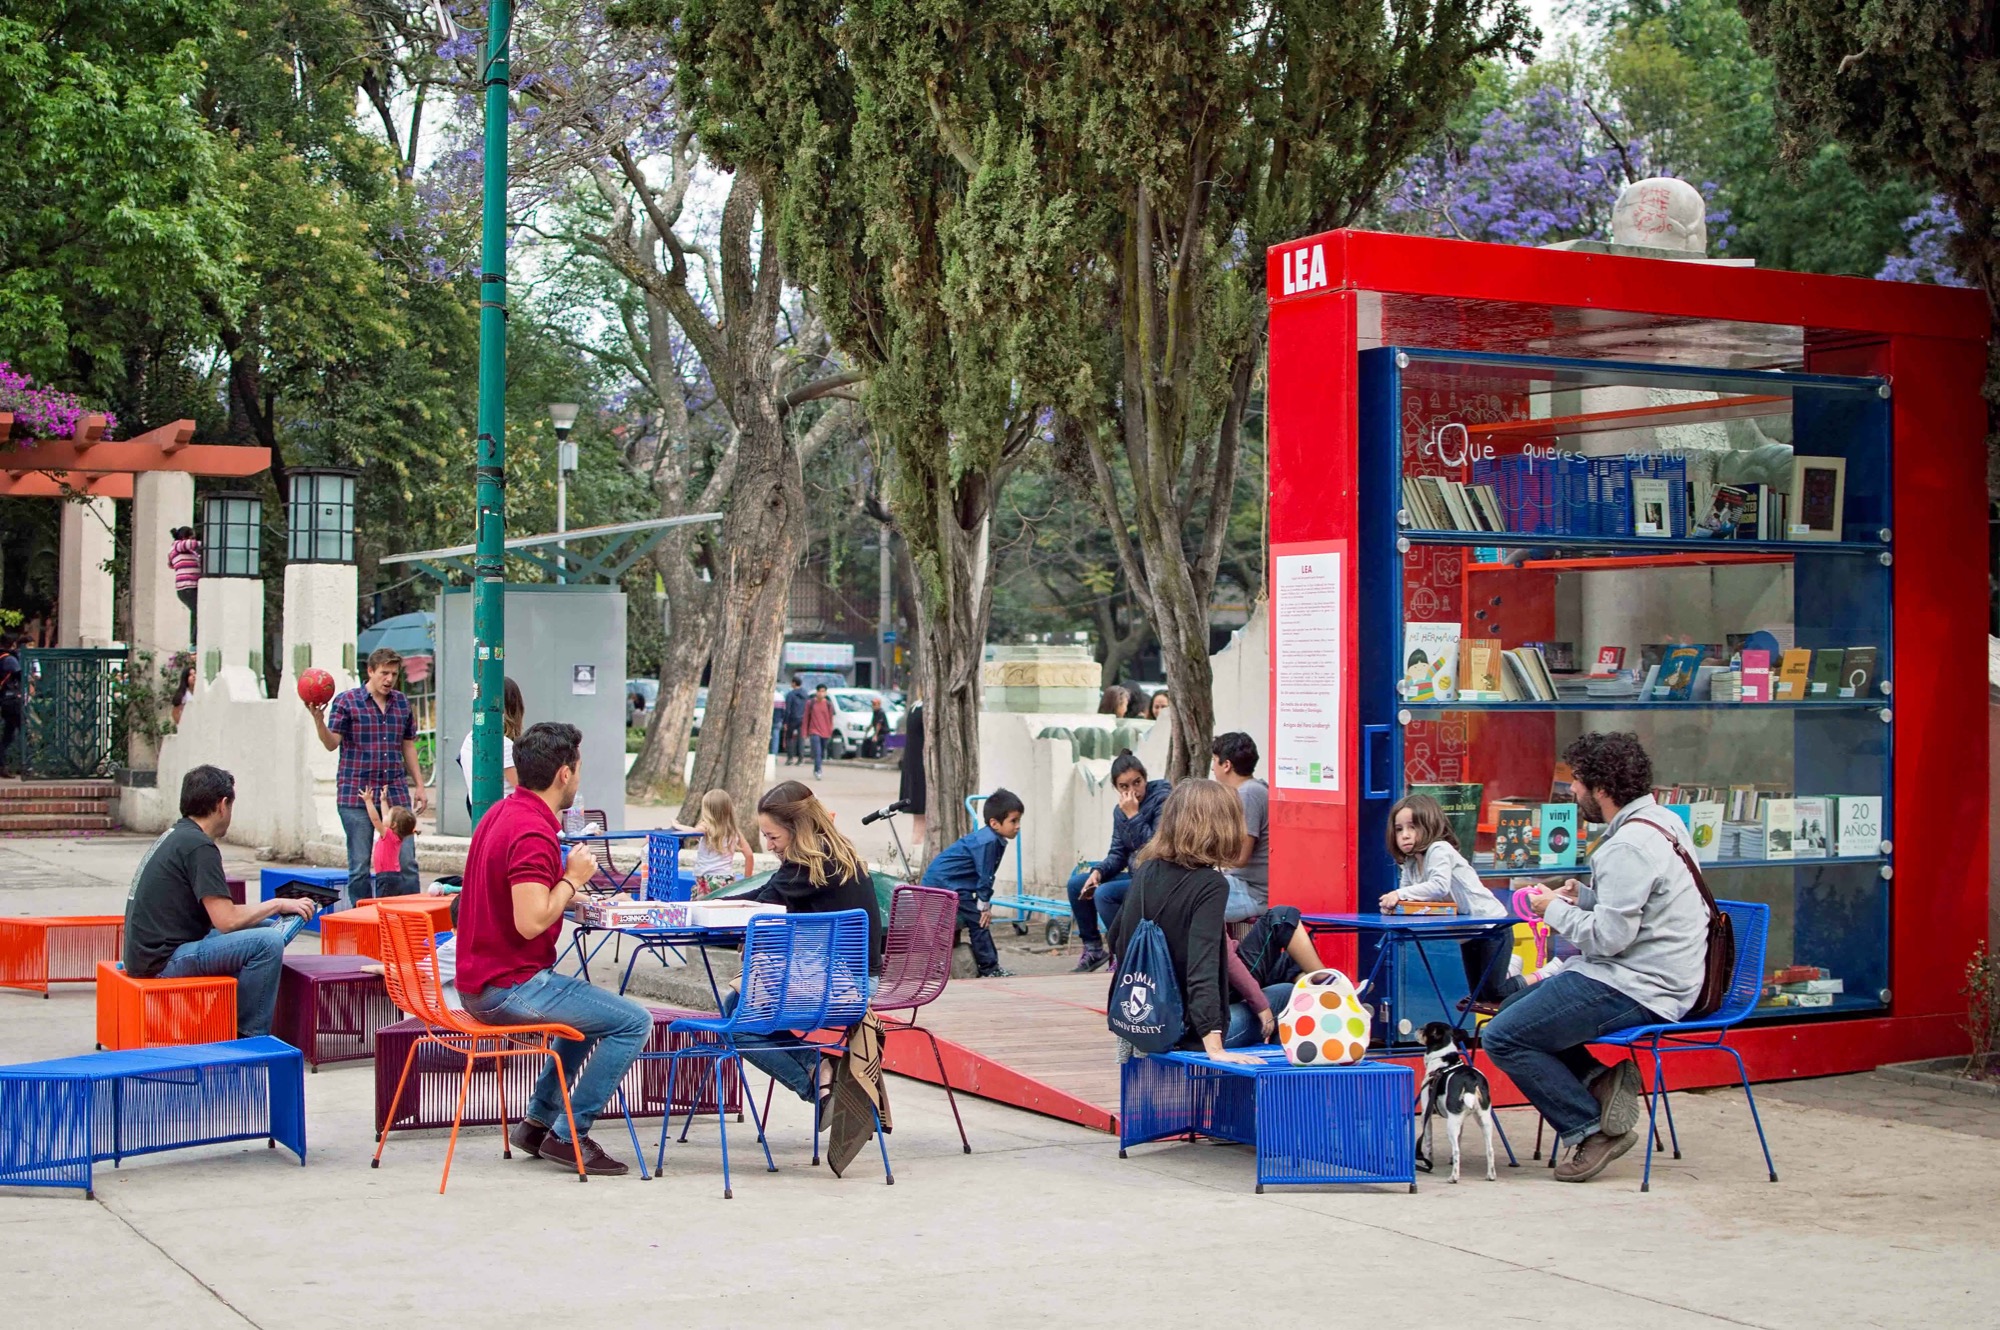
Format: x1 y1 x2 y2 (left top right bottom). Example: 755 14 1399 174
1265 229 1988 1080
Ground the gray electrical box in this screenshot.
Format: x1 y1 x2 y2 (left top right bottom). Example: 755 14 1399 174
435 584 628 837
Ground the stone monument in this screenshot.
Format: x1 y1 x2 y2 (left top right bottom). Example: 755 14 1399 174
980 644 1102 713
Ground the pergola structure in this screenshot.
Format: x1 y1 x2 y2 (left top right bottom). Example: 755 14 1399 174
0 412 269 649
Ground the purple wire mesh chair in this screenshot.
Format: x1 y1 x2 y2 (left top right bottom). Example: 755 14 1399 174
873 884 969 1152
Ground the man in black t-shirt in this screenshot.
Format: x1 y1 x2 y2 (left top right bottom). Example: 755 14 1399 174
124 765 317 1037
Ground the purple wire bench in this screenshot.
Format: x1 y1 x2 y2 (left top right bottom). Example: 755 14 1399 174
1119 1048 1416 1192
274 955 402 1070
0 1037 306 1197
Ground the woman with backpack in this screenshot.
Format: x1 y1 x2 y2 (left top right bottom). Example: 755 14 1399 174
1105 779 1262 1065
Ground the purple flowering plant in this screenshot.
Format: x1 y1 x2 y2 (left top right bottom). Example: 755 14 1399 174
0 362 117 447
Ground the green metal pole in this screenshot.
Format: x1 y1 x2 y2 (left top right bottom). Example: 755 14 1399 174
471 0 511 822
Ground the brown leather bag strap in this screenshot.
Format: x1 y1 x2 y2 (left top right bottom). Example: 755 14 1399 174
1630 817 1720 915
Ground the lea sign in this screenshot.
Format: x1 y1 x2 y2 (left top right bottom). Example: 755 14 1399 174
1279 242 1329 296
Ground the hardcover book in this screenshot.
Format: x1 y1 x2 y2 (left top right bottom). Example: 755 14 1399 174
1493 805 1541 869
1740 649 1772 703
1539 802 1579 869
1793 796 1831 858
1412 782 1484 856
1402 621 1461 702
1458 637 1505 700
1841 646 1879 699
1654 645 1706 702
1789 455 1847 541
1836 795 1883 857
1807 649 1846 699
1688 802 1724 863
1632 477 1673 537
1762 797 1796 860
1774 648 1813 701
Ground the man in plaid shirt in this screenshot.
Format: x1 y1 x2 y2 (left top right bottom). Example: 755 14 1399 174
307 647 429 905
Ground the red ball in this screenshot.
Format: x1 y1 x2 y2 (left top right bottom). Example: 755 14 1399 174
297 667 337 708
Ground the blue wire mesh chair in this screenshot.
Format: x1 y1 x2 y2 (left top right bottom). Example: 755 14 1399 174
619 909 879 1197
1590 899 1776 1192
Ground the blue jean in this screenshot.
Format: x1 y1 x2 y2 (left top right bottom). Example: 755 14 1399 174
1481 969 1665 1148
1224 983 1297 1048
957 891 1000 973
159 920 288 1038
809 734 827 774
462 969 652 1142
720 987 821 1103
1064 868 1130 948
337 803 375 906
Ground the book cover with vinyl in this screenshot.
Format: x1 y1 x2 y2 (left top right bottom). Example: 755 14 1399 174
1539 803 1579 868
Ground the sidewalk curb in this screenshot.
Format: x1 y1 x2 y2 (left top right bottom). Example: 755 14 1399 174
1876 1057 2000 1099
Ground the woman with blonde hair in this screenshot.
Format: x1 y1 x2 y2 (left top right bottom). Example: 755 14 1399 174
736 780 884 1105
1106 779 1262 1064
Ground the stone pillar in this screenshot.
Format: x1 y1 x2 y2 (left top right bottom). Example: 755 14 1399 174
281 562 359 696
130 472 194 656
979 644 1103 712
196 577 266 700
57 496 117 647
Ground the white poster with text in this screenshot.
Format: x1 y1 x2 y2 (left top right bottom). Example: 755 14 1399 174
1273 549 1343 793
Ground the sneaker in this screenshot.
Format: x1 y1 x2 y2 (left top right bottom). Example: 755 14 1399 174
1552 1129 1637 1183
1590 1060 1644 1139
538 1134 629 1177
976 966 1015 978
1073 946 1109 974
509 1118 548 1158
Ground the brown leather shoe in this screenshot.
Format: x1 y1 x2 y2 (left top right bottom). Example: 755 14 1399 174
539 1134 629 1177
1553 1130 1637 1183
1590 1061 1643 1139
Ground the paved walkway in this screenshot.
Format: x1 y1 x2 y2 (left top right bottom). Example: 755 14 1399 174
4 837 1998 1329
1764 1070 2000 1140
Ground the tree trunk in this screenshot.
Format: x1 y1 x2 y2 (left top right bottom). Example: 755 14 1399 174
913 484 993 859
625 557 716 800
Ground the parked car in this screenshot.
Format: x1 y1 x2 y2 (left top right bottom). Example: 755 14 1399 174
826 689 904 760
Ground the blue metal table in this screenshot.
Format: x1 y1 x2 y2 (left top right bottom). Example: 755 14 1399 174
561 919 749 1002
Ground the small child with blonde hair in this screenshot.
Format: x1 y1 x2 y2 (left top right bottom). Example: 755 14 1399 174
676 788 756 898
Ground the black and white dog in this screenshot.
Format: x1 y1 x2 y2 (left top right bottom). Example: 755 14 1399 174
1415 1021 1497 1182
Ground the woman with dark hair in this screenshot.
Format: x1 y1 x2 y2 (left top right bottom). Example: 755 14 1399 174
898 697 926 849
458 676 526 816
732 780 885 1104
170 664 197 728
1064 751 1171 972
1097 685 1130 718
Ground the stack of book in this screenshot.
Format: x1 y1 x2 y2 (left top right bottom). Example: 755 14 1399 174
1759 966 1844 1009
1405 475 1506 532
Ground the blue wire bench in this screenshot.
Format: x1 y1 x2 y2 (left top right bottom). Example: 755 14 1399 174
1120 1048 1417 1192
0 1037 306 1197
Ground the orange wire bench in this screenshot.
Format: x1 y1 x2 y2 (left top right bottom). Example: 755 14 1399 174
94 961 237 1050
0 916 126 996
370 900 587 1191
320 899 454 961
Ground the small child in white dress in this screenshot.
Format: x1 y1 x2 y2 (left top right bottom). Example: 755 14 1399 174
676 789 757 898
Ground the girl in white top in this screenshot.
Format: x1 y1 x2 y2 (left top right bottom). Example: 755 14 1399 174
676 788 756 898
1379 793 1514 1003
457 676 525 815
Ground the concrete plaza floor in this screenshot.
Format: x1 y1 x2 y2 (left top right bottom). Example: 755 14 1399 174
4 834 1999 1329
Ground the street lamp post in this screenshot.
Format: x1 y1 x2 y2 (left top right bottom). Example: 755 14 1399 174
549 403 579 584
470 0 513 824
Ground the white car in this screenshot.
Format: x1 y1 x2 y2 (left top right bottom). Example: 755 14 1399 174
826 689 904 759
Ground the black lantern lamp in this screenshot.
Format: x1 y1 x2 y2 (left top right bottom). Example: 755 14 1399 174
287 468 359 564
201 492 263 578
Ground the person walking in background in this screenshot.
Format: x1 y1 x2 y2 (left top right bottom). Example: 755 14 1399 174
782 675 810 766
923 788 1023 978
457 676 525 817
169 526 201 639
307 647 429 906
0 634 24 777
899 696 927 852
803 683 836 779
1065 752 1171 973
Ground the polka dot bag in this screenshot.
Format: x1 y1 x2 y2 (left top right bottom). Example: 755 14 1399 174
1277 968 1370 1066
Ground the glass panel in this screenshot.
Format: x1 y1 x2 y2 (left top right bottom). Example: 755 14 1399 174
1393 350 1889 549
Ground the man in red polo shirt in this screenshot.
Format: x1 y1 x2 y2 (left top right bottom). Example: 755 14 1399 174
455 722 650 1176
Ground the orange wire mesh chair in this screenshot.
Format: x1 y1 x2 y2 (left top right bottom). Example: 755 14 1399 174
370 900 587 1191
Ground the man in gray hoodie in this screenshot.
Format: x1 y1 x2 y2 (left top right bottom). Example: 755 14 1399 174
1483 731 1711 1183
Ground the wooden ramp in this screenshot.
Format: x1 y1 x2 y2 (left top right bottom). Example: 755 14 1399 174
881 973 1121 1134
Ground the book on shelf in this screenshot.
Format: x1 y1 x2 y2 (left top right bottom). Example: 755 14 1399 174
1458 637 1505 700
1653 645 1706 701
1632 477 1674 537
1778 977 1845 995
1687 802 1724 863
1711 670 1743 702
1789 455 1847 541
1740 649 1772 703
1472 485 1507 533
1493 805 1541 869
1412 782 1483 856
1727 784 1757 822
1438 478 1479 532
1504 646 1560 702
1774 648 1813 701
1595 645 1626 672
1540 802 1579 868
1841 646 1878 699
1793 796 1832 858
1525 640 1579 673
1807 649 1846 699
1551 760 1575 803
1695 484 1752 538
1663 803 1693 837
1771 965 1828 985
1402 622 1461 702
1762 798 1796 860
1836 796 1882 857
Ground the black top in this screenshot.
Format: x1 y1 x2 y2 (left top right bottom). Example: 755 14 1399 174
1107 859 1229 1049
757 859 885 971
123 818 231 976
898 703 926 814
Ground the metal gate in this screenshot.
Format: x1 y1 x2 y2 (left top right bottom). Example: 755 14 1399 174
21 648 126 779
